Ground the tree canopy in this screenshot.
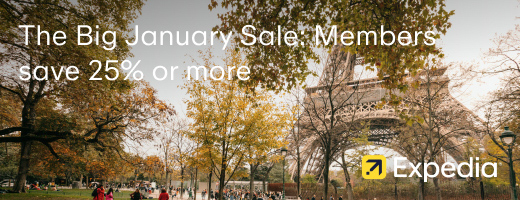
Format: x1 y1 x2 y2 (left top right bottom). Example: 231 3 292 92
210 0 453 94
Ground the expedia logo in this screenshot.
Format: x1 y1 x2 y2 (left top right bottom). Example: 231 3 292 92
362 155 386 179
361 156 497 182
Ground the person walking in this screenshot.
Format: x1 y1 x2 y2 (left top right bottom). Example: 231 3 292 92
93 185 105 200
106 188 114 200
159 188 170 200
131 189 143 200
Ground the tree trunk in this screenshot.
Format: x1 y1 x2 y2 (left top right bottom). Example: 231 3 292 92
13 102 36 192
296 146 301 197
250 163 255 200
340 153 353 200
80 174 83 188
219 166 226 200
323 147 330 200
417 179 425 200
166 170 170 193
189 172 192 188
433 177 441 200
343 170 353 200
165 145 170 192
262 179 266 193
181 167 185 198
208 171 213 200
394 181 398 200
195 167 198 200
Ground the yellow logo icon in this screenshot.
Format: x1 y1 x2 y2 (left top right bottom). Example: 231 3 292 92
362 155 386 179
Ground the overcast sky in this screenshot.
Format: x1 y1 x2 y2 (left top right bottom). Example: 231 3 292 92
125 1 520 158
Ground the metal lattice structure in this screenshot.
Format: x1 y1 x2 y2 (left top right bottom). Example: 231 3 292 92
288 45 482 178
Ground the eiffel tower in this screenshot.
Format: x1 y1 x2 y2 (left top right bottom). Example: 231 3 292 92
289 45 481 177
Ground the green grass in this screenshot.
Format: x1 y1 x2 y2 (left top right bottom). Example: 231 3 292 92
0 189 135 200
0 192 89 200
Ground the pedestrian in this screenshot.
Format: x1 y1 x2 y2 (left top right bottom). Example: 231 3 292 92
131 189 143 200
159 188 170 200
311 195 315 200
93 185 105 200
338 196 343 200
329 195 333 200
106 188 114 200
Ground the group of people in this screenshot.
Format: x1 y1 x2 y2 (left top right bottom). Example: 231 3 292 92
169 186 193 197
159 187 193 200
201 189 286 200
26 182 58 191
92 185 158 200
306 194 343 200
93 184 343 200
130 186 194 200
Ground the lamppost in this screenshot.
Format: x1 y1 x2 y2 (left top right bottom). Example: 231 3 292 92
281 147 288 200
500 126 518 200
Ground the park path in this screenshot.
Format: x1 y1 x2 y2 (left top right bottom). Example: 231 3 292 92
148 190 204 200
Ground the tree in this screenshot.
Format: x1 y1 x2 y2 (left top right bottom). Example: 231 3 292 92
256 163 277 192
184 48 290 200
170 118 194 199
247 148 283 198
154 113 180 190
479 92 520 199
463 20 520 200
285 87 305 197
0 88 20 128
301 174 317 184
330 179 340 198
269 160 292 184
210 0 453 94
482 24 520 85
391 61 478 200
299 46 369 199
334 130 371 200
0 0 146 192
142 155 165 182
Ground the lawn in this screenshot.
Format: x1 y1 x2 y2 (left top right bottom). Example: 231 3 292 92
0 189 135 200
